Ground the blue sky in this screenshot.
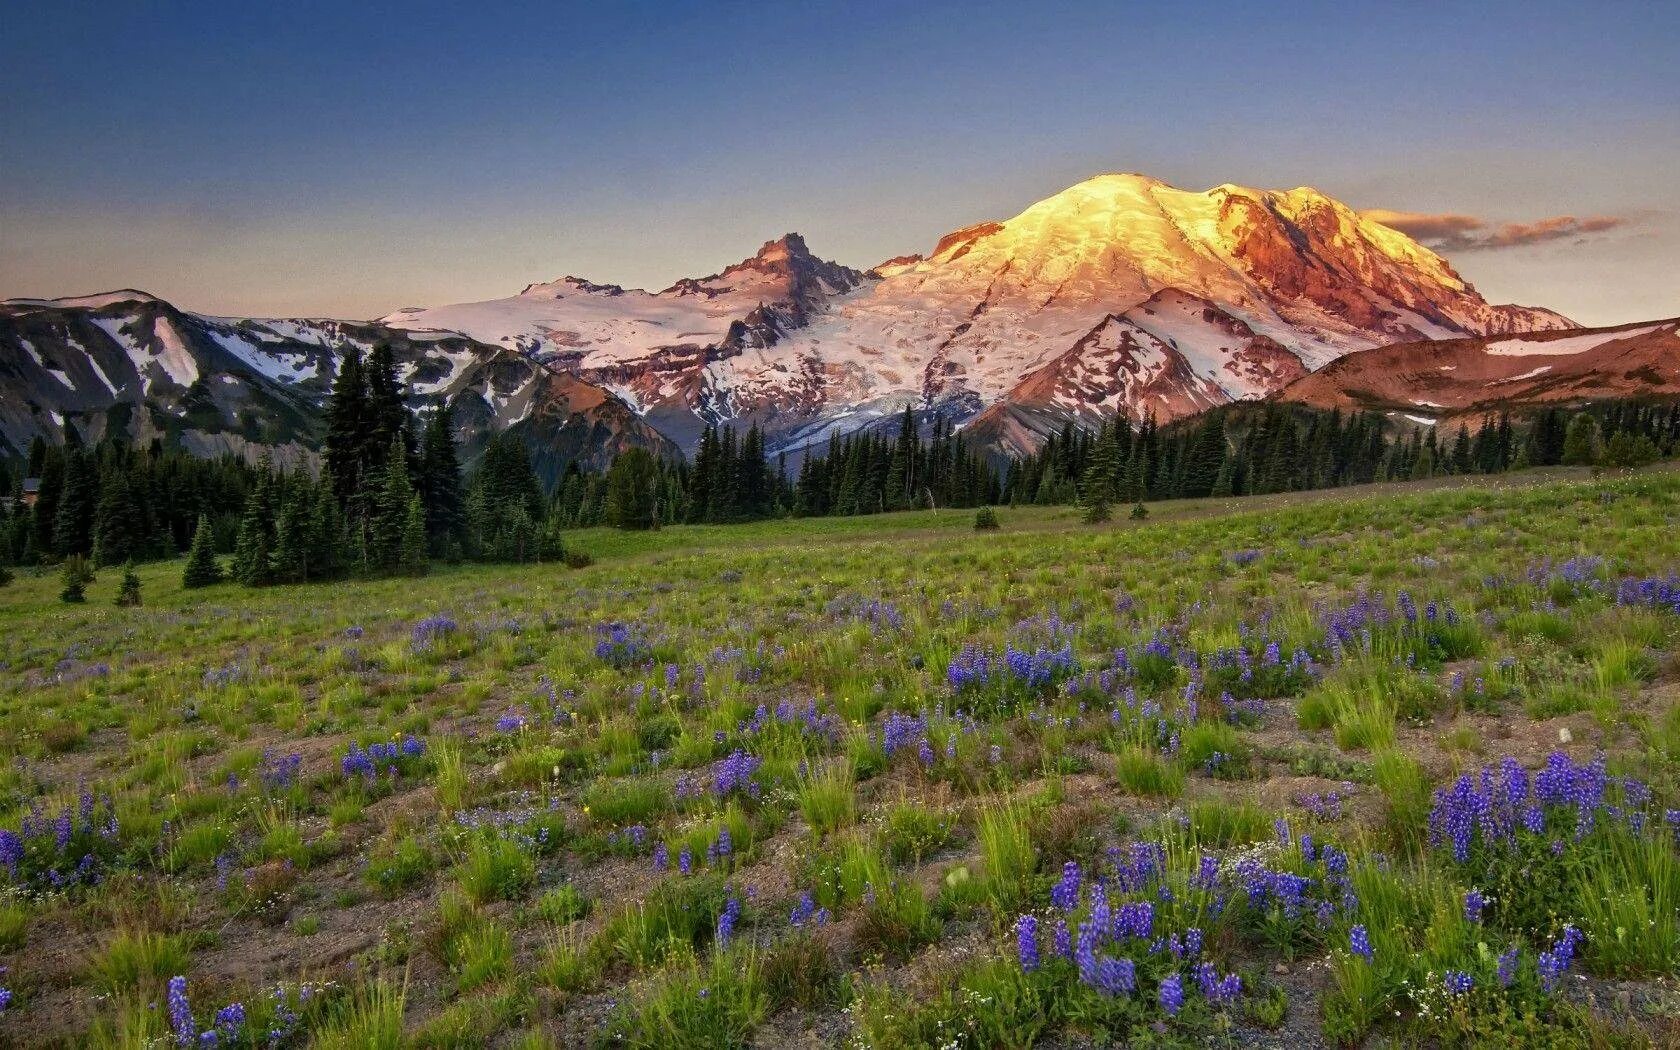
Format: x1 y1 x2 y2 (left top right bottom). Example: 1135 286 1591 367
3 1 1675 324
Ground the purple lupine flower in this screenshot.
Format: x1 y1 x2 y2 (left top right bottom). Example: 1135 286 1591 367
1015 914 1040 971
790 891 817 928
167 975 195 1045
1053 919 1072 960
1093 956 1135 996
1158 972 1184 1016
1443 970 1474 996
1050 861 1081 911
1464 889 1486 924
715 896 741 947
652 843 669 872
678 848 693 876
213 1002 246 1041
1349 925 1373 963
1184 927 1203 957
1497 947 1520 988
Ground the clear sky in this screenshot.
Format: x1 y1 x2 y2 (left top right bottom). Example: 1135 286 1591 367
3 1 1675 326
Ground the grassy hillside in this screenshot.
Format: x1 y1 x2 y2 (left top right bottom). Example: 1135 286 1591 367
1 466 1678 1046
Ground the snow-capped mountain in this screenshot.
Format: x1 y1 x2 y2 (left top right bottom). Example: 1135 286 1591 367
0 291 678 480
382 173 1575 456
1275 318 1680 425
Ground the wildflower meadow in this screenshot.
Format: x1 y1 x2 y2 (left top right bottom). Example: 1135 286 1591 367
1 467 1678 1046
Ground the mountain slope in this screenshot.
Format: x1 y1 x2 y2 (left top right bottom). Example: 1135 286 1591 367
1274 318 1680 424
381 173 1575 456
0 291 677 479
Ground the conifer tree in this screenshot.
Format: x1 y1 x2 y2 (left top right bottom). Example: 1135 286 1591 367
418 401 465 556
309 472 346 580
270 479 312 583
115 562 142 607
324 345 367 507
401 495 429 575
231 487 274 586
53 449 98 558
1562 413 1601 466
59 555 91 603
183 514 223 589
1080 431 1119 523
605 448 659 529
92 469 146 567
368 437 416 572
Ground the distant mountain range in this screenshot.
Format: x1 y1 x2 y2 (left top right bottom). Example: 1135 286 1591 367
3 171 1667 474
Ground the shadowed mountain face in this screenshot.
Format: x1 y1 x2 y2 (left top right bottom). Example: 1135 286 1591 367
0 291 678 483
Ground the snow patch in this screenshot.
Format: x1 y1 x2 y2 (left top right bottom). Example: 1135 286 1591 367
1484 326 1657 357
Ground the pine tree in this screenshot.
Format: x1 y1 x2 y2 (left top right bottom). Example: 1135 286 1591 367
270 480 312 583
231 492 273 587
183 514 223 588
401 495 429 575
1561 413 1601 466
115 562 142 607
418 401 465 556
59 555 91 603
324 345 367 507
1080 430 1119 523
368 437 415 572
92 468 146 567
53 449 98 558
605 448 659 529
309 472 347 579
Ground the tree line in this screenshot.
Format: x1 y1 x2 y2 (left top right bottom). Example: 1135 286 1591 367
1008 400 1680 522
5 383 1677 589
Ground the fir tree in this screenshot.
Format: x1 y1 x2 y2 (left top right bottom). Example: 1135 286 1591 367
605 448 659 529
92 468 146 567
59 554 91 603
401 495 429 575
231 491 273 587
309 472 347 580
418 401 465 556
53 449 98 558
183 514 223 589
368 437 416 572
115 562 142 607
270 479 312 583
1079 431 1118 523
324 345 367 507
1562 413 1601 466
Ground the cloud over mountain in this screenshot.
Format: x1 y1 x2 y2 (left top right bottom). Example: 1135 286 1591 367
1362 209 1627 252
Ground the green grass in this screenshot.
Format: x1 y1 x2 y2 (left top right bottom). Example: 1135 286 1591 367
2 466 1679 1045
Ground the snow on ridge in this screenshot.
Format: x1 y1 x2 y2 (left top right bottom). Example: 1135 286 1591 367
1484 326 1656 357
1497 365 1553 383
208 330 319 383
